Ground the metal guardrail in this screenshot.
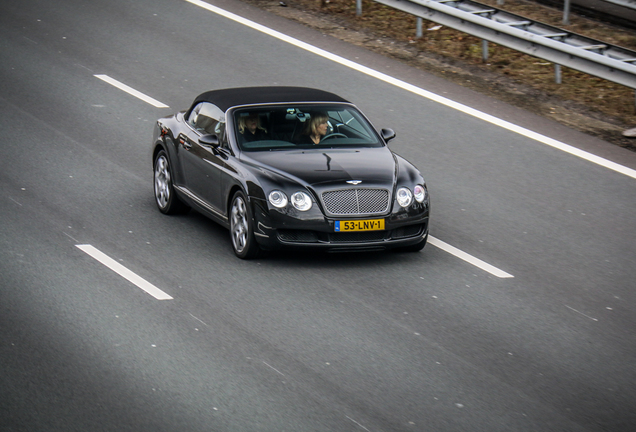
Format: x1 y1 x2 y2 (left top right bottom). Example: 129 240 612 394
559 0 636 26
357 0 636 89
599 0 635 11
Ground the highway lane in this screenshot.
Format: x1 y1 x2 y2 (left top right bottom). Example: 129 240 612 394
1 0 635 430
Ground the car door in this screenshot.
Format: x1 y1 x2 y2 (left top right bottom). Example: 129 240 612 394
178 102 226 217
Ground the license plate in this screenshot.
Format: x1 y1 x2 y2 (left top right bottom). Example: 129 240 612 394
335 219 385 232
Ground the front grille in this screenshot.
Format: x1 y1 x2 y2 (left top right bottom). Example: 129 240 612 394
321 189 390 216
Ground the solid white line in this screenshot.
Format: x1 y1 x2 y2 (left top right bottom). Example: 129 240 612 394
428 236 514 278
76 244 173 300
185 0 636 180
94 74 169 108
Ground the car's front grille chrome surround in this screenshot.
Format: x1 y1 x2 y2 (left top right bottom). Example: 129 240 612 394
321 188 390 216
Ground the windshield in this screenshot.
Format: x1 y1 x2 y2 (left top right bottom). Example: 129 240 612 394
233 104 384 151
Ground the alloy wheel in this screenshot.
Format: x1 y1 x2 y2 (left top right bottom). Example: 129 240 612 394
231 195 248 254
154 155 171 209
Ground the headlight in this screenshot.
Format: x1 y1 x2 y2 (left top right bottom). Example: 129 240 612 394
291 191 312 211
268 190 288 208
414 184 427 203
396 187 413 208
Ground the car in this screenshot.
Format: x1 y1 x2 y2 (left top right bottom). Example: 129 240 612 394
151 87 429 259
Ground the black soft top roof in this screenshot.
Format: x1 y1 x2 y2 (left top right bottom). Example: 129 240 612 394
192 87 350 111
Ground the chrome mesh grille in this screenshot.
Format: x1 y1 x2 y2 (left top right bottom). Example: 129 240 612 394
321 189 390 215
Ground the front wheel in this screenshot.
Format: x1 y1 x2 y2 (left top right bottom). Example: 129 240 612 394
154 150 188 214
229 191 260 259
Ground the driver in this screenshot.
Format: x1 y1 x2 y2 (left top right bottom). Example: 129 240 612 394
296 112 329 145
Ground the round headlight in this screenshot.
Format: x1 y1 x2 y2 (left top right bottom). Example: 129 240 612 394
396 187 413 208
291 191 312 211
414 184 427 203
268 190 288 208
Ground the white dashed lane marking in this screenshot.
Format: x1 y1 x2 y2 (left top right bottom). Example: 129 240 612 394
429 236 514 278
76 244 173 300
94 74 169 108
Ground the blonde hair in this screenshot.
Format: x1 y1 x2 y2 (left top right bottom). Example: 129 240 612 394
303 112 328 136
238 114 267 134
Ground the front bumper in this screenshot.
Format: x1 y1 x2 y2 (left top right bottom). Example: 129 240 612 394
251 198 429 252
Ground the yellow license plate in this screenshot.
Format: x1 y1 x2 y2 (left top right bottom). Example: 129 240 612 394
335 219 385 232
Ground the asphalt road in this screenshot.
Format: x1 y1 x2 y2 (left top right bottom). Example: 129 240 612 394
1 0 635 431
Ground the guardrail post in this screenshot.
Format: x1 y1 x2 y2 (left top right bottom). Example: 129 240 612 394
563 0 571 25
482 40 489 62
555 64 562 84
356 0 362 16
416 17 423 38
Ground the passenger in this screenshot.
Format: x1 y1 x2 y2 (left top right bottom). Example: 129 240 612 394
238 113 268 142
296 112 329 145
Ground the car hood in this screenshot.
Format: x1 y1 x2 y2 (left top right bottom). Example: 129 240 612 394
240 147 396 187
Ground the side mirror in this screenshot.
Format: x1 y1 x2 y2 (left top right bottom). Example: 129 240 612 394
199 134 220 148
381 128 396 142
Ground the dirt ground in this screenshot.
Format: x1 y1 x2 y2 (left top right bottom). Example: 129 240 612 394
241 0 636 150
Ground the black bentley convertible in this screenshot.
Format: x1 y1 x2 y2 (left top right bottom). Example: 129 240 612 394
151 87 429 259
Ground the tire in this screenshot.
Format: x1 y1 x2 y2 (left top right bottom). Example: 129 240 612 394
229 191 260 259
394 233 427 253
153 150 188 215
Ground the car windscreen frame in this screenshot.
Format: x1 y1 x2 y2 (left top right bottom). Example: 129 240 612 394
230 103 385 152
